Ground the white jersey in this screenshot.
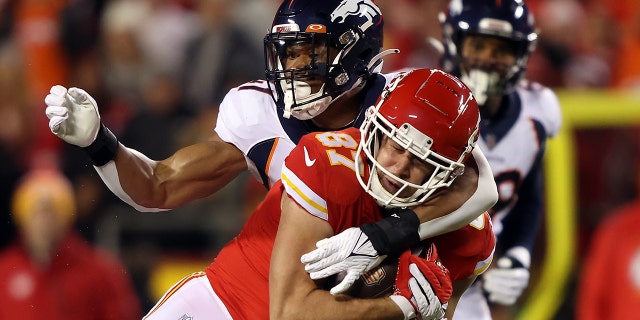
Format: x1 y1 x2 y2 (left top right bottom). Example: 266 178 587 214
477 81 561 236
454 81 561 320
214 75 393 188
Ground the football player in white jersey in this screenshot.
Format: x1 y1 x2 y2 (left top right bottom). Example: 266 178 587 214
437 0 562 318
44 0 497 280
301 0 563 318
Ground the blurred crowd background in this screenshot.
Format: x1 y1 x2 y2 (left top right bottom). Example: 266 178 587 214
0 0 639 318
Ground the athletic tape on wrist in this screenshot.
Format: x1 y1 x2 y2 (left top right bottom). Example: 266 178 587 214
82 123 118 166
360 208 420 256
389 295 417 320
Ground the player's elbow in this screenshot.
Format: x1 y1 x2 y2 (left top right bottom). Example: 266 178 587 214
270 300 304 320
270 290 318 320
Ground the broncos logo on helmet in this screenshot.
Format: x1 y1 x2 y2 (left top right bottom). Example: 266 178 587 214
330 0 382 32
264 0 386 120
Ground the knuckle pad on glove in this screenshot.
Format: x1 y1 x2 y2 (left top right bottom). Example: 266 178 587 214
68 88 87 101
46 106 68 117
45 94 65 107
50 85 67 95
49 117 64 131
396 246 453 306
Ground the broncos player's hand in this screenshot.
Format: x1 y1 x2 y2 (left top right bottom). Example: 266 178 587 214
45 85 101 147
482 254 530 305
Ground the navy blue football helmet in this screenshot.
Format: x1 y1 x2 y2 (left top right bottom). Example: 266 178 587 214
440 0 537 103
264 0 384 120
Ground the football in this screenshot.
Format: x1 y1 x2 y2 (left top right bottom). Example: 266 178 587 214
330 258 398 298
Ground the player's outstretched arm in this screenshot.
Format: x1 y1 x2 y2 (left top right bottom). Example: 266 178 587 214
45 85 247 211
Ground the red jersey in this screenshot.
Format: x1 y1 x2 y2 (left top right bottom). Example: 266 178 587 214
207 128 494 319
577 201 640 320
0 232 141 320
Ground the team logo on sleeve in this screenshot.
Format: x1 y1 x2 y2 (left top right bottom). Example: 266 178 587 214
330 0 382 31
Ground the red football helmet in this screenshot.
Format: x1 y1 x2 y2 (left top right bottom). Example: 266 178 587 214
355 68 480 207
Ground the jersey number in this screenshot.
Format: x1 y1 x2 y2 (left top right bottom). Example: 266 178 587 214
315 132 362 173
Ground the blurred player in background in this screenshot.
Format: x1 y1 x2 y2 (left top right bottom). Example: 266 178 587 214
576 196 640 319
142 68 495 320
44 0 497 278
437 0 562 318
0 168 141 319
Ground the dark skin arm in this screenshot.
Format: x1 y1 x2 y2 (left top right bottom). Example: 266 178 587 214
114 132 247 209
414 152 480 222
110 130 484 220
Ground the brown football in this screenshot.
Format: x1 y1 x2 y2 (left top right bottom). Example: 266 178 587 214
329 258 398 298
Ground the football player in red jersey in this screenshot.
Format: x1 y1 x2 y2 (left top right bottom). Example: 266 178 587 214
272 68 495 319
303 2 563 319
44 0 497 260
140 68 495 319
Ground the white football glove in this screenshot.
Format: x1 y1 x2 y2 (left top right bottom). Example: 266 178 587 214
301 227 386 295
482 255 530 305
45 85 101 147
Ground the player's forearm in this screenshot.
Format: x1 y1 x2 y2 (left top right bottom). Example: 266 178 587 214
417 147 497 239
94 145 168 212
271 290 404 320
95 141 247 211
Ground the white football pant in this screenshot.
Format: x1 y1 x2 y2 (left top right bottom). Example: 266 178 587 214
143 271 233 320
452 282 492 320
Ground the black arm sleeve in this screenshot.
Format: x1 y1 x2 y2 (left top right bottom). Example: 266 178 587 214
360 208 421 256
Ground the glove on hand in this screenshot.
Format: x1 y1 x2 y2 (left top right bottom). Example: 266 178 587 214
301 227 386 295
45 85 101 147
482 255 530 305
391 244 452 320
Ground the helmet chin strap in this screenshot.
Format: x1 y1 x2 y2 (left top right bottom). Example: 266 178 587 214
461 69 502 106
282 80 332 120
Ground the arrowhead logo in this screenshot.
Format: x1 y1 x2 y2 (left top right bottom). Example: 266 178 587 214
304 146 316 167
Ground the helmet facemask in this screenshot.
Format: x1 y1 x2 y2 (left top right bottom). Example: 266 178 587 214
265 29 366 120
440 0 538 104
355 106 466 209
265 32 332 119
457 34 527 104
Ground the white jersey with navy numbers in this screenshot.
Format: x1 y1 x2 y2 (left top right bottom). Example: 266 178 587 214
453 81 561 320
214 75 393 188
477 81 561 239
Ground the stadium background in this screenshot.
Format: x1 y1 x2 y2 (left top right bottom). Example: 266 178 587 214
0 0 639 319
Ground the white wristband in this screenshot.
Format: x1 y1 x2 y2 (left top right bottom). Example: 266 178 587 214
389 295 416 320
94 148 169 213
